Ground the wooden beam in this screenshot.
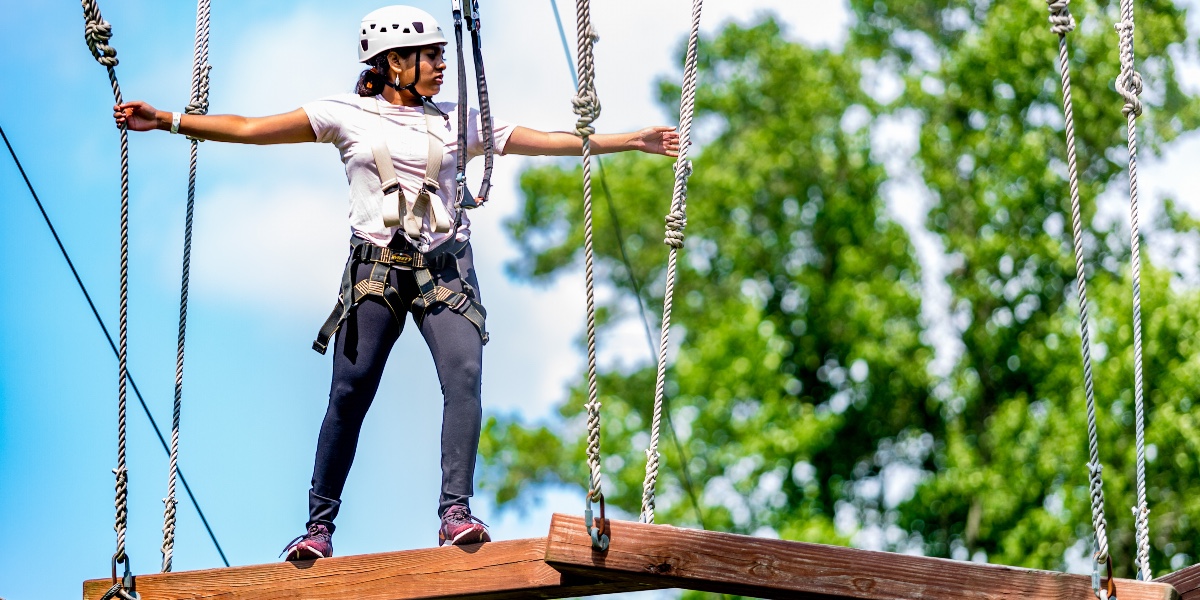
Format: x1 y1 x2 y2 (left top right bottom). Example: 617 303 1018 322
83 537 663 600
1160 564 1200 600
544 513 1180 600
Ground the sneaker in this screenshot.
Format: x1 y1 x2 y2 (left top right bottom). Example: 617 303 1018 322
438 505 491 546
281 523 334 561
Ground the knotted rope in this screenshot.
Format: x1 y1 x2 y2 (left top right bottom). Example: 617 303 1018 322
640 0 703 524
1115 0 1152 581
1044 0 1114 572
82 1 135 591
572 0 606 506
162 0 212 573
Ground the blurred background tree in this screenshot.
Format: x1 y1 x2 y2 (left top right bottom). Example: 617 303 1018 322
478 0 1200 594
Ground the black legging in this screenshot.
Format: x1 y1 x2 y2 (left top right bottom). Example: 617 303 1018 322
307 242 484 530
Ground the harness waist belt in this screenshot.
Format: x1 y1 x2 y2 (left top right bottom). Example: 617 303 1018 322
312 237 485 355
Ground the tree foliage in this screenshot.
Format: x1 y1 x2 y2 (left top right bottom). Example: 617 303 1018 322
479 0 1200 592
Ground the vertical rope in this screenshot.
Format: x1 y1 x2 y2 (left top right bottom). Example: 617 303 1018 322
1115 0 1152 581
572 0 604 503
161 0 212 573
1045 0 1113 568
81 0 133 574
640 0 703 525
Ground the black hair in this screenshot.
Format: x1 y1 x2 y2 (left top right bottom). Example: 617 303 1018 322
354 48 416 97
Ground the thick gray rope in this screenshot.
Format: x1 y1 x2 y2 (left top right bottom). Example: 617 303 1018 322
1115 0 1152 581
162 0 212 573
640 0 703 525
573 0 605 504
1045 0 1113 567
82 0 134 577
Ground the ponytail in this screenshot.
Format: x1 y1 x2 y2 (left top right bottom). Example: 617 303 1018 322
355 48 416 97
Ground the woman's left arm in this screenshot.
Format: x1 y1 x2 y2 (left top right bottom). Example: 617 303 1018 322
505 126 679 157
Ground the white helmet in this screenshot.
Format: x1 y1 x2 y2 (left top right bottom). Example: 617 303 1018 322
358 5 447 63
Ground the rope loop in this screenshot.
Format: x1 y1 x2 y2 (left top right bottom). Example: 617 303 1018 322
1046 0 1076 35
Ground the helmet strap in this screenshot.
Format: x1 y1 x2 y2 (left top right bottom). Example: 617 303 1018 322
385 53 423 100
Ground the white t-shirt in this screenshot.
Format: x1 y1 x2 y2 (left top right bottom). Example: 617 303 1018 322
303 93 515 250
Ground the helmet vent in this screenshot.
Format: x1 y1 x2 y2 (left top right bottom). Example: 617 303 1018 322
380 26 388 32
403 27 410 33
413 21 425 33
370 24 376 29
361 29 366 34
361 40 369 51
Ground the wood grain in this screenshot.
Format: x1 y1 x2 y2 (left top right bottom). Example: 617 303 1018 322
1160 564 1200 600
83 537 662 600
545 514 1180 600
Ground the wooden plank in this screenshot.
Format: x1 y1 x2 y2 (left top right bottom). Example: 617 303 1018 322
544 513 1180 600
83 537 664 600
1160 564 1200 600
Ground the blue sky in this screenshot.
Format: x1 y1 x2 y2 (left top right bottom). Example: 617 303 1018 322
0 1 854 598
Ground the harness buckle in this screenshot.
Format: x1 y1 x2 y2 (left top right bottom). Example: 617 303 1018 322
381 178 401 196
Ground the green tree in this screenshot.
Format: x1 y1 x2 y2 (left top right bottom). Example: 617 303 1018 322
480 0 1200 593
849 0 1200 572
483 17 935 545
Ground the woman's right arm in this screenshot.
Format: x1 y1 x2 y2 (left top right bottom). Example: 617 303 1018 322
114 101 316 144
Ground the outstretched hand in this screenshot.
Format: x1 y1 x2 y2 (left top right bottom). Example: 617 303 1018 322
113 101 160 131
636 126 681 157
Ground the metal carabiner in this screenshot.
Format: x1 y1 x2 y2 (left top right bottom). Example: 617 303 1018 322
585 491 609 552
1092 552 1117 600
107 554 141 600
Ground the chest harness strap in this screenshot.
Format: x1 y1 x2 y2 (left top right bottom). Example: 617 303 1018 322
312 236 489 355
371 97 453 240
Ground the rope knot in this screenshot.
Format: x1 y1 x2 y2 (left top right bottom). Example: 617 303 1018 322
664 209 687 248
1117 69 1144 117
84 19 119 66
1046 0 1076 35
572 91 601 137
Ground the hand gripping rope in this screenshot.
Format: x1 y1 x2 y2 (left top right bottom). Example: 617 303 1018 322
572 0 608 551
640 0 703 525
1114 0 1152 581
451 0 495 219
162 0 213 574
81 0 139 596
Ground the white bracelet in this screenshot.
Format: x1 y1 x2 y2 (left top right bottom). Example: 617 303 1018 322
170 112 182 134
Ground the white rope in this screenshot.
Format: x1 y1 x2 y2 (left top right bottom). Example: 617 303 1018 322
573 0 604 503
81 0 133 574
1115 0 1152 580
1045 0 1113 568
161 0 212 573
640 0 703 525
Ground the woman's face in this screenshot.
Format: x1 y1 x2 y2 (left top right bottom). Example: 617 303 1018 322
391 45 446 97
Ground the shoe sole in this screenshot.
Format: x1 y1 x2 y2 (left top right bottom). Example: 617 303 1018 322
440 525 491 547
286 544 327 561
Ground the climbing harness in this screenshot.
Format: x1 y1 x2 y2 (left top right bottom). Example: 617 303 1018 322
640 0 703 526
312 92 488 353
1044 2 1115 596
312 236 488 355
81 0 139 595
1114 0 1152 581
161 0 212 574
373 97 454 243
570 0 608 550
452 0 495 212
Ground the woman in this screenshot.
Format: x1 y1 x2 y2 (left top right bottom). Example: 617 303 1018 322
114 5 678 560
